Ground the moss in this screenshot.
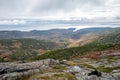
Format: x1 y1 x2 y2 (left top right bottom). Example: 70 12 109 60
81 64 118 73
53 73 77 80
81 63 120 73
81 64 96 70
96 66 120 73
113 66 120 70
65 61 79 66
28 73 77 80
52 65 67 70
96 67 113 73
0 57 4 62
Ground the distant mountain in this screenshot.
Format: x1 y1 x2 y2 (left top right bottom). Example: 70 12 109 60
0 27 120 61
72 27 112 39
0 27 113 40
30 28 75 40
0 28 75 40
0 27 119 48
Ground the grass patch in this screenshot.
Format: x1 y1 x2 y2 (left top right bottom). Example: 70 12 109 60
96 67 113 73
65 61 79 66
52 65 67 70
81 64 96 70
96 66 120 73
28 72 77 80
53 73 77 80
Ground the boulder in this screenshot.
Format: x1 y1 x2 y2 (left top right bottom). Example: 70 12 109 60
0 59 59 80
67 66 83 73
0 59 59 74
88 75 100 80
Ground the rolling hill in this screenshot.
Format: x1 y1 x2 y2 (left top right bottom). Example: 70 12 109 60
0 39 66 62
0 27 120 62
0 27 113 40
34 27 120 60
0 27 115 47
0 27 120 80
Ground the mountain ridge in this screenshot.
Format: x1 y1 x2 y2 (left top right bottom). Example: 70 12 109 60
0 27 116 40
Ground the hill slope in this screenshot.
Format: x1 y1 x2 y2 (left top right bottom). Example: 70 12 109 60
35 28 120 60
0 39 65 62
0 27 120 61
0 27 116 48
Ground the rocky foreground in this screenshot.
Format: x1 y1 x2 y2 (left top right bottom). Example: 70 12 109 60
0 52 120 80
0 59 59 80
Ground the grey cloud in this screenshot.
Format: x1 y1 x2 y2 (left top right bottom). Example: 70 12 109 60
0 0 119 19
32 0 105 15
0 0 31 18
0 0 106 18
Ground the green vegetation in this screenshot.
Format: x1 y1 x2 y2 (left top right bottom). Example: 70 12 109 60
8 50 38 61
96 66 113 73
52 65 67 70
34 29 120 60
96 66 120 73
52 73 77 80
0 39 63 50
0 28 120 62
28 73 77 80
81 64 120 73
0 57 4 62
33 43 117 60
0 39 65 62
81 64 96 70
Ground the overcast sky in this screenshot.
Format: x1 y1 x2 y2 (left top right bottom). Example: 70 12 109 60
0 0 120 31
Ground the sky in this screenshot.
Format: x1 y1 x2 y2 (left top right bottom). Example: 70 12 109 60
0 0 120 31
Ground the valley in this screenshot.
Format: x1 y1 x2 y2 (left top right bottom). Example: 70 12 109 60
1 0 120 79
0 27 120 80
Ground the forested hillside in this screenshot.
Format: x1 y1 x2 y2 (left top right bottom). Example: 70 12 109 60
0 39 66 62
0 27 120 62
35 28 120 60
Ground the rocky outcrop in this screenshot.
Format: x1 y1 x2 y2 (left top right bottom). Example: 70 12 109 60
66 66 120 80
0 59 59 80
0 58 120 80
